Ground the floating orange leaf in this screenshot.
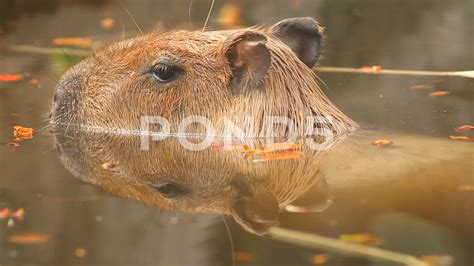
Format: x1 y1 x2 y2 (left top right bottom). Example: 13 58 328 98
457 185 474 191
100 17 116 29
53 37 93 48
11 208 25 220
0 208 26 220
8 233 50 244
361 65 383 73
218 3 243 29
253 150 302 162
243 144 273 155
101 161 119 170
13 125 35 141
0 208 10 219
217 142 303 154
312 254 328 265
429 91 450 97
263 142 303 151
339 233 383 246
29 78 39 85
454 125 474 132
449 135 473 141
372 139 394 147
212 143 245 151
409 84 433 90
0 74 23 82
233 251 255 263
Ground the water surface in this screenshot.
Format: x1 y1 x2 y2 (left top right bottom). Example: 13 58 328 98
0 1 473 265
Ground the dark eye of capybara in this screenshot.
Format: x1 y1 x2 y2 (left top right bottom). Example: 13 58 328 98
150 180 190 198
149 63 182 83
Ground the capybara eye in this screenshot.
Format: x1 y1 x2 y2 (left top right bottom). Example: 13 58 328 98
150 180 189 198
150 64 181 83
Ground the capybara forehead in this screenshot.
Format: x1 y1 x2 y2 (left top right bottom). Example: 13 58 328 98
94 30 238 65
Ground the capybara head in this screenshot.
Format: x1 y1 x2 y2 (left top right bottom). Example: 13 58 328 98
51 17 357 234
51 17 357 137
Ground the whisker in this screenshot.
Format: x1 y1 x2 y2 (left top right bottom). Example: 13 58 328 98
202 0 215 31
61 48 73 69
188 0 194 27
64 112 75 135
219 214 235 266
119 17 126 40
144 209 160 235
45 73 60 86
119 0 143 35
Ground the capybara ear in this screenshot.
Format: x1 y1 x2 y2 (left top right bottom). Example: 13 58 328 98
221 31 271 94
271 17 324 68
231 179 279 235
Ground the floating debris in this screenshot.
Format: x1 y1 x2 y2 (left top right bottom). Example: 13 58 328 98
252 150 302 162
449 135 473 141
0 208 25 220
372 139 394 147
264 142 303 151
212 143 245 151
454 125 474 132
0 208 10 219
233 251 255 263
339 233 383 246
311 254 328 265
243 144 274 155
409 84 433 90
0 74 23 82
53 37 93 48
243 143 302 154
100 17 116 29
361 65 383 73
7 218 15 228
8 233 50 244
429 91 450 97
75 248 87 258
11 208 25 220
4 142 21 147
218 3 243 29
13 125 35 141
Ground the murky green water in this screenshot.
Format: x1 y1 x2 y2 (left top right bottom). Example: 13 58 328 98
0 1 473 265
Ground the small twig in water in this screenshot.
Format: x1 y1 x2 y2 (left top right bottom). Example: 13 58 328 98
269 227 429 266
316 66 474 79
10 45 91 57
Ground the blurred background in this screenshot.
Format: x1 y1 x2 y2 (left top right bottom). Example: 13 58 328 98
0 0 473 265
